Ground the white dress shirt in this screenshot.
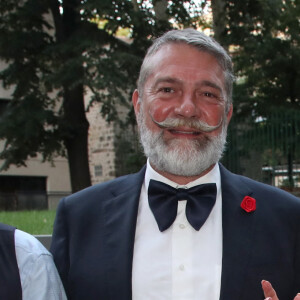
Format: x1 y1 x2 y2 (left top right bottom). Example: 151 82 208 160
132 161 223 300
15 229 67 300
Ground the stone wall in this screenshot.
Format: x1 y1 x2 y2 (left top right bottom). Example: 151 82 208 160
86 100 117 185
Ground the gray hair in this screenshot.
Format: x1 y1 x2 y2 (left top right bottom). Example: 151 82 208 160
137 28 235 112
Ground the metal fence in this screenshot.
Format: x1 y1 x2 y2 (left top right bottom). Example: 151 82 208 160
222 108 300 191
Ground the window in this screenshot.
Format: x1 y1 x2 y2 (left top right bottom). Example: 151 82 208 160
0 175 47 210
94 165 103 177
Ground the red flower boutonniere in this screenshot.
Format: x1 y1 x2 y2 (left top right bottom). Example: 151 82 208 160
241 196 256 213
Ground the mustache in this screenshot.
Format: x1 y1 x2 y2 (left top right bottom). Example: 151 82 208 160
149 114 223 133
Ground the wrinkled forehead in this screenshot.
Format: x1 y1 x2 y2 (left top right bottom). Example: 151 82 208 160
149 65 225 87
144 44 226 92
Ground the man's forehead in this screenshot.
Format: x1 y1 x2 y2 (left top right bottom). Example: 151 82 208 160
151 64 223 79
146 44 223 74
148 64 225 90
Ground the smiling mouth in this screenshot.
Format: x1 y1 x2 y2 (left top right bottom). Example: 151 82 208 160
168 129 201 136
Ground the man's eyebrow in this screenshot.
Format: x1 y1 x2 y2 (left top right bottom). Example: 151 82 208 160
197 80 222 92
152 77 182 88
151 77 223 93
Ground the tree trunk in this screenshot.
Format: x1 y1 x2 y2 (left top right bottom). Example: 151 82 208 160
131 0 139 12
153 0 171 32
51 0 92 192
153 0 168 22
63 84 91 193
211 0 227 46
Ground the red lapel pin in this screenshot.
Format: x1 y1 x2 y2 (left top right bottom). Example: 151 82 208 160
241 196 256 213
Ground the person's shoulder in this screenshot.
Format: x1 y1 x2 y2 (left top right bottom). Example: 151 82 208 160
220 163 299 201
15 230 67 300
240 174 298 201
14 229 49 257
221 164 300 206
61 166 146 207
54 169 145 220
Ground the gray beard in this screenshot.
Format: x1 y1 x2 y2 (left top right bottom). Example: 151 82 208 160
137 106 228 177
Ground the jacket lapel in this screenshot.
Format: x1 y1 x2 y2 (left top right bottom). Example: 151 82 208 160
219 164 257 300
103 166 146 300
99 163 257 299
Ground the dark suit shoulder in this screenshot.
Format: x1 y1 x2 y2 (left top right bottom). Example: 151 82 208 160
220 164 300 221
60 166 146 210
239 173 299 204
220 163 299 201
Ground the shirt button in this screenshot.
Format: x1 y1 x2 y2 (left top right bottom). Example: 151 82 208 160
179 224 185 229
179 264 185 271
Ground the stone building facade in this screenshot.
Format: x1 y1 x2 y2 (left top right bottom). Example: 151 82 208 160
0 62 121 210
86 100 117 185
0 11 130 209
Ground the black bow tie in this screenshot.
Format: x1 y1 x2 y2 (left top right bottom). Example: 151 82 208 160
148 179 217 232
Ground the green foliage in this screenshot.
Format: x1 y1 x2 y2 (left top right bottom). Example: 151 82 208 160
216 0 300 186
0 0 205 185
222 0 300 116
4 0 298 183
0 210 56 234
0 0 62 169
221 6 298 135
0 0 204 184
114 123 146 176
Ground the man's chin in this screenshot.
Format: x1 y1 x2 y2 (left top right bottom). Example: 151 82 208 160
148 146 213 177
150 158 211 177
164 136 209 152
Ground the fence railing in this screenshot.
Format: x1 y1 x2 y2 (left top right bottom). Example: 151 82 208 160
222 108 300 190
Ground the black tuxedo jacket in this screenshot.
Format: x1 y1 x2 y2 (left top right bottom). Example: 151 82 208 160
50 164 300 300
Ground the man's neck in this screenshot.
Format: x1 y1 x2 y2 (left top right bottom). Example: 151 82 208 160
149 163 216 185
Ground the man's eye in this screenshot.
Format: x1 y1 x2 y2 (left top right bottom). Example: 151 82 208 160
203 92 217 98
159 87 174 93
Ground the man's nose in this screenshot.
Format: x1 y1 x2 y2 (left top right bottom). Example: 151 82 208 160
174 93 197 118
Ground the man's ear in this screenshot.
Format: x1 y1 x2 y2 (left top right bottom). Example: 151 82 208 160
226 104 233 125
132 89 140 115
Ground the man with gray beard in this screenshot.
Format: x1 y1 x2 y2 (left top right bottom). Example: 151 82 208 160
51 29 300 300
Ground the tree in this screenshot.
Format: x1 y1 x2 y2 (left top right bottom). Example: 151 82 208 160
209 0 299 112
211 0 300 187
0 0 203 192
211 0 227 45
